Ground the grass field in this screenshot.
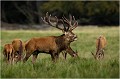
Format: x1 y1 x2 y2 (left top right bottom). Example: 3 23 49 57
1 26 119 78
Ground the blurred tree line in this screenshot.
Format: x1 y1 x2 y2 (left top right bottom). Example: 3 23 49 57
1 1 119 26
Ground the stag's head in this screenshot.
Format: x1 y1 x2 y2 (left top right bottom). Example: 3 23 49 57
41 12 78 42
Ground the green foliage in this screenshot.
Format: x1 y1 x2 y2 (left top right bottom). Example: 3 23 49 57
1 27 119 78
1 1 119 25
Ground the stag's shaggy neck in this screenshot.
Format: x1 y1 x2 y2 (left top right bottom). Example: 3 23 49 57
55 34 71 52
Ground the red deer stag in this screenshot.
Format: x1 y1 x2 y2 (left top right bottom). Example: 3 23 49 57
91 35 107 60
23 12 78 63
12 39 25 62
3 44 14 64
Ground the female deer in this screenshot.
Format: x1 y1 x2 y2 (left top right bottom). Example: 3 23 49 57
91 35 107 60
3 44 14 64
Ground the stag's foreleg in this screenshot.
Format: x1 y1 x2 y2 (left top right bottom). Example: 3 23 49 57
62 51 67 60
50 51 59 62
64 52 67 59
66 47 78 57
50 53 56 62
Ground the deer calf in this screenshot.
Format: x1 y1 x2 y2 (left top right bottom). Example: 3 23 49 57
91 35 107 60
3 44 14 64
12 39 25 62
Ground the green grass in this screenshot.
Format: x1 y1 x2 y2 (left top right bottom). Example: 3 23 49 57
1 27 119 78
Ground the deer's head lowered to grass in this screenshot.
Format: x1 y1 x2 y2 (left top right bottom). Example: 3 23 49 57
91 35 107 60
3 44 14 64
23 12 78 63
12 39 25 62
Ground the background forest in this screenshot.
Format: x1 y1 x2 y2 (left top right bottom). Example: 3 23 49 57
1 1 119 29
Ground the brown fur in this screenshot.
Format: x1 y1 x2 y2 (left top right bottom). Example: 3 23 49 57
24 34 78 63
23 13 78 63
92 35 107 60
12 39 25 62
3 44 14 64
96 35 107 51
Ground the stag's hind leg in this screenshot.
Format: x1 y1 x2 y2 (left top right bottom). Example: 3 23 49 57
32 52 38 64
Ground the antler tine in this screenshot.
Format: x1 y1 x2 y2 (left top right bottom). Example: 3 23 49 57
41 17 48 25
69 16 78 31
62 16 71 26
62 17 71 31
73 16 75 22
41 12 50 25
54 16 63 30
61 19 67 31
69 14 72 24
70 21 78 31
62 15 78 31
41 12 63 30
55 16 58 26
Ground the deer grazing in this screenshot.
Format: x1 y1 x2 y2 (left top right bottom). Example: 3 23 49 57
91 35 107 60
12 39 25 62
23 12 78 63
3 44 14 64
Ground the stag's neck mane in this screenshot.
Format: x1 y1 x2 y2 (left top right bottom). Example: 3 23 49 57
55 34 70 52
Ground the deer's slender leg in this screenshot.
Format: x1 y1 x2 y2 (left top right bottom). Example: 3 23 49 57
62 51 67 60
7 52 9 64
32 53 38 64
55 53 60 61
50 53 56 62
64 52 67 60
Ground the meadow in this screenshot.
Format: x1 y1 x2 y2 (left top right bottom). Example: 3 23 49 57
1 26 119 78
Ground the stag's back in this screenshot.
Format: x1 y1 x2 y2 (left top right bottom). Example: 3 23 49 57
25 36 58 52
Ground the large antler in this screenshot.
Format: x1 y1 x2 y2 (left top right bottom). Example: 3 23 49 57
62 15 78 31
41 12 66 31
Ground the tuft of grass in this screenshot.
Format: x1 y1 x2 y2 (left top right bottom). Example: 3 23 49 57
1 27 119 78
